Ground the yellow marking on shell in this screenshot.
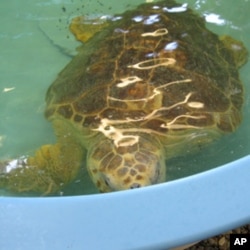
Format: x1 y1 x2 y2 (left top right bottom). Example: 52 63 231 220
141 28 168 37
187 102 204 108
92 118 139 147
157 78 192 89
109 84 161 103
127 58 176 70
108 80 193 123
93 79 207 146
116 76 143 88
161 114 206 129
109 79 191 104
141 91 194 121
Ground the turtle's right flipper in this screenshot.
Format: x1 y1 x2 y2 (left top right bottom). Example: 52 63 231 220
0 155 59 195
0 143 83 196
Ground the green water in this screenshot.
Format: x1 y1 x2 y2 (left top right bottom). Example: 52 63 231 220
0 0 249 196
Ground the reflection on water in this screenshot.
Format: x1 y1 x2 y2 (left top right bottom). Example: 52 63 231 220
0 0 249 196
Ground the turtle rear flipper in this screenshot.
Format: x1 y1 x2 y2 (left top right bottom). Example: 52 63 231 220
220 35 248 67
69 16 109 43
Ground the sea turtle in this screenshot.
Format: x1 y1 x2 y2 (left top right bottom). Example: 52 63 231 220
0 0 247 195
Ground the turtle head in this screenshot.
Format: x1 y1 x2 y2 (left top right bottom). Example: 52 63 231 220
87 136 166 192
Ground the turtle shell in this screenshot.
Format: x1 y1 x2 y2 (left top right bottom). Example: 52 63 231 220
45 1 245 140
44 0 247 187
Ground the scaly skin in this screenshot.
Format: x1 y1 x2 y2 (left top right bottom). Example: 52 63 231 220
87 134 165 192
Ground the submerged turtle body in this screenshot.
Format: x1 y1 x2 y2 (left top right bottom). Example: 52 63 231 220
0 0 247 195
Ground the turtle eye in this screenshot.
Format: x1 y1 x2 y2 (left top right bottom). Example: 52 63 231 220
130 183 141 189
104 177 111 187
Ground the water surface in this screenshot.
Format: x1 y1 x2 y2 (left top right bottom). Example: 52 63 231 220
0 0 249 195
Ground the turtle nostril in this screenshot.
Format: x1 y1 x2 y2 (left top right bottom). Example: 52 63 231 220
130 183 141 189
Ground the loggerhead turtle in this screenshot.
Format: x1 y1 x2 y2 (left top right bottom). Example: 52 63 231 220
0 0 247 195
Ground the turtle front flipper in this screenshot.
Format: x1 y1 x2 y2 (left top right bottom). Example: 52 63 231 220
0 142 84 196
